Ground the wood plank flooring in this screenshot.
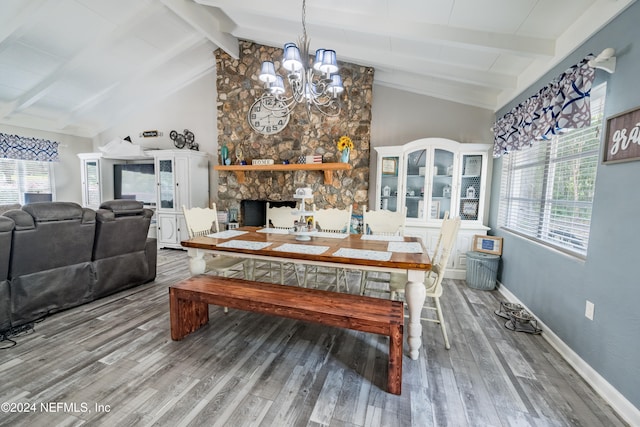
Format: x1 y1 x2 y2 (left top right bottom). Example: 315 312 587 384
0 249 628 426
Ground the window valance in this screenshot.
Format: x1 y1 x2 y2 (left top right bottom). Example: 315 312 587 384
493 57 596 157
0 132 59 162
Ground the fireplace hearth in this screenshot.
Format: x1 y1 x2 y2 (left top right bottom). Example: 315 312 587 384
240 200 296 227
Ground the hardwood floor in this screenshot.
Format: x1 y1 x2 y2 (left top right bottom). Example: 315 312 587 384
0 249 627 427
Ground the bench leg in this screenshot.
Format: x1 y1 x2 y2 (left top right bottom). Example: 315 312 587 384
170 288 209 340
387 324 403 395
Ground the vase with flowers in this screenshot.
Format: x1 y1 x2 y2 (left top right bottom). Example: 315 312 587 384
337 135 354 163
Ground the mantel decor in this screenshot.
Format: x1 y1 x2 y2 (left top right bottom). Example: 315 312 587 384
603 105 640 164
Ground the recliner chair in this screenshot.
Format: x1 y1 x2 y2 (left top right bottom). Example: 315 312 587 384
0 216 14 333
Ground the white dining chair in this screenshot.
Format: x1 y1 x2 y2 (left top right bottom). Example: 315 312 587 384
358 206 407 296
182 204 249 278
259 202 302 285
303 204 352 292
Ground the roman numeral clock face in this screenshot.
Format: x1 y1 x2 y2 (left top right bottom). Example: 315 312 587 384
248 96 290 135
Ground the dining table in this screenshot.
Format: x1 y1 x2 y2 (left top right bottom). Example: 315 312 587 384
180 226 432 360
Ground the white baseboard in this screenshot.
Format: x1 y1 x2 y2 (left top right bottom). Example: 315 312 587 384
496 282 640 426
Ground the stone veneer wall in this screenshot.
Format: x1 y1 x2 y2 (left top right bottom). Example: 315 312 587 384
215 41 374 221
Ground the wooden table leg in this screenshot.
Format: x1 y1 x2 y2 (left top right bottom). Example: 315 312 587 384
405 270 426 360
387 324 403 395
169 288 209 340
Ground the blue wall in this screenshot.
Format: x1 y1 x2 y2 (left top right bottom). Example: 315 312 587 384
489 2 640 411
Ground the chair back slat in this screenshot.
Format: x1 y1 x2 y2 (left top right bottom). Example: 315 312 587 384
182 204 220 238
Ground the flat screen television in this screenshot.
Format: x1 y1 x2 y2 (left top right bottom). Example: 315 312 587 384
113 163 156 206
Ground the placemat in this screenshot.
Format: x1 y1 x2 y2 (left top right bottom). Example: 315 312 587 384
217 240 272 250
388 241 423 253
256 227 292 234
206 230 248 239
332 248 392 261
360 234 404 241
273 243 330 255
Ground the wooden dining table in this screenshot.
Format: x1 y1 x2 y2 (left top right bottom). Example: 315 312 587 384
180 226 432 360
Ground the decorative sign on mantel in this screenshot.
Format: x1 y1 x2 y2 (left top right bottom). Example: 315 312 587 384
603 106 640 164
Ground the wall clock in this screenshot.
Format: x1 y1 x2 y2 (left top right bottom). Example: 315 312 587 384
248 96 290 135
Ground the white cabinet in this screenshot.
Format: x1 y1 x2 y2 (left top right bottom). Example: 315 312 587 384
78 153 116 210
153 150 209 249
374 138 492 279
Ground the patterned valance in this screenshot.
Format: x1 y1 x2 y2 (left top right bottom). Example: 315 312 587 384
0 133 59 161
493 57 596 157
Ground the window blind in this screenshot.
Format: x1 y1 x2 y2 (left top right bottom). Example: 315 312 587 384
0 159 55 205
498 84 606 257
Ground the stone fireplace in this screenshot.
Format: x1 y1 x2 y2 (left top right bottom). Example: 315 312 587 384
214 41 374 224
240 199 296 227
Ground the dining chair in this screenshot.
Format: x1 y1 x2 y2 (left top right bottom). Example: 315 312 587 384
303 204 352 292
260 202 302 285
181 204 249 278
358 206 407 296
388 215 461 349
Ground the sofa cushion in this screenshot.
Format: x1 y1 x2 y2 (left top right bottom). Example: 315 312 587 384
0 204 21 215
22 202 87 222
100 200 144 216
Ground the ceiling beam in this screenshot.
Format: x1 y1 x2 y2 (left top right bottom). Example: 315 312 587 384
161 0 239 59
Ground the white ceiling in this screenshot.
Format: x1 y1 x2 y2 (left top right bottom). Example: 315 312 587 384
0 0 634 138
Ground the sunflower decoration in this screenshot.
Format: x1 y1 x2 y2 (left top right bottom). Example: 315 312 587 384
336 135 354 152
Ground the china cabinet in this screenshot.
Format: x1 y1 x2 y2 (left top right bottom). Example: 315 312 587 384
374 138 492 279
78 153 116 210
152 150 210 249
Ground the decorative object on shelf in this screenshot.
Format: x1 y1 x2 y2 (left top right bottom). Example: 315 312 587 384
382 158 398 175
461 200 478 217
382 186 390 197
430 201 440 219
466 186 476 199
472 235 503 255
252 159 275 165
257 0 344 117
169 129 198 150
337 135 353 163
139 130 162 138
305 154 323 164
446 164 454 176
248 94 291 135
221 142 229 165
442 184 451 198
464 155 481 175
235 144 244 165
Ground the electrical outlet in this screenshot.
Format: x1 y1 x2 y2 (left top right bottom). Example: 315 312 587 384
585 300 595 320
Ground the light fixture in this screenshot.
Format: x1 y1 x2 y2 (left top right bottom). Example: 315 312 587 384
258 0 344 117
588 47 616 73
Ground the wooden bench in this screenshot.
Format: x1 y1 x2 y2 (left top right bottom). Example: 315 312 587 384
169 275 405 395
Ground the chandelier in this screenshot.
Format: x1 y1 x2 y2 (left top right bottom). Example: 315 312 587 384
258 0 344 117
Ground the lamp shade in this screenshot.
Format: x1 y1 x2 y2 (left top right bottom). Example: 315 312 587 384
259 61 277 83
270 75 285 95
313 49 325 71
319 50 338 74
328 74 344 95
283 44 303 72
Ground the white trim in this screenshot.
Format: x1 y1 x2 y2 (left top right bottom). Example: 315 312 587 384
496 281 640 426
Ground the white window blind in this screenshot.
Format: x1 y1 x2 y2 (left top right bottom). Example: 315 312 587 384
0 159 55 205
498 83 606 257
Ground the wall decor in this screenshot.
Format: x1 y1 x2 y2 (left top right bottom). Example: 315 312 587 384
140 130 162 138
169 129 199 150
461 200 478 217
473 235 503 255
464 155 482 175
603 105 640 164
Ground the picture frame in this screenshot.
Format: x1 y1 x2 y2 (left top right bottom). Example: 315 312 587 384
603 106 640 164
463 155 482 176
430 200 440 219
382 157 398 175
461 200 478 217
473 235 503 255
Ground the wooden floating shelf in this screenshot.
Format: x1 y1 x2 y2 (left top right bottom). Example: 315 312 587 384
214 162 352 185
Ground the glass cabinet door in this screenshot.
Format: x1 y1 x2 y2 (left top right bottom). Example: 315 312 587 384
459 154 483 220
380 155 400 212
404 149 427 219
431 148 454 220
158 159 175 209
83 160 100 209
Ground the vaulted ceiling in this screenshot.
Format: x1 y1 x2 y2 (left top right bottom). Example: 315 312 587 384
0 0 634 138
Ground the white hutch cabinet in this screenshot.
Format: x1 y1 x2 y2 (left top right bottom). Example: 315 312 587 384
374 138 492 279
153 150 209 249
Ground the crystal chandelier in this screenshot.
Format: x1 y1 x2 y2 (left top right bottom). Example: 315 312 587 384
258 0 344 117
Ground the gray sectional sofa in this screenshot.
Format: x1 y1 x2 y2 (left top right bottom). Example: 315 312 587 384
1 200 156 333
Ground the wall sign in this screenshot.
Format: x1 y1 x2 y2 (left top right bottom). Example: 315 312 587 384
603 106 640 164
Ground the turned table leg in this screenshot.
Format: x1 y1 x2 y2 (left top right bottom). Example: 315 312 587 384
405 270 426 360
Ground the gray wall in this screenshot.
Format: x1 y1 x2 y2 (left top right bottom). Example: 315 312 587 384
489 2 640 410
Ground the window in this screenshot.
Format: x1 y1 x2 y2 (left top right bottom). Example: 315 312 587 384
498 83 606 257
0 159 55 205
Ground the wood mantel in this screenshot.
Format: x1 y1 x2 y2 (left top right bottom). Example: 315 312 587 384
213 162 352 185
